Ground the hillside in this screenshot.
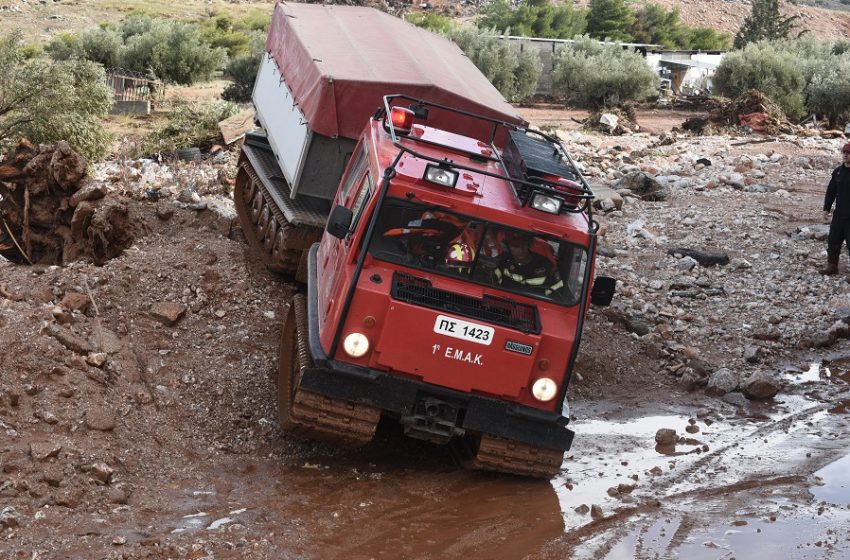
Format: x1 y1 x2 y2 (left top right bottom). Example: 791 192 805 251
2 0 850 44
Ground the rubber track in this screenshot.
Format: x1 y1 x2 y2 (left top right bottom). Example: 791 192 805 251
233 161 322 277
285 294 380 447
465 434 564 478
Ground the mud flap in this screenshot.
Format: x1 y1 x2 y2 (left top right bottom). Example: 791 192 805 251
591 276 616 306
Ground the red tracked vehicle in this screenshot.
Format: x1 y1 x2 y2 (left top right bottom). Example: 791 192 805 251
234 3 614 477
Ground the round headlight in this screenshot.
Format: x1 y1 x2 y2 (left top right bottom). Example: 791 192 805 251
343 332 370 358
531 377 558 402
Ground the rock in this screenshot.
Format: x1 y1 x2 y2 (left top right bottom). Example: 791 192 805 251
707 368 738 395
574 504 590 515
606 487 620 497
610 171 669 201
743 372 780 400
107 485 131 505
685 424 700 434
55 486 85 509
150 302 187 326
590 504 604 519
599 113 618 132
86 352 108 367
155 202 174 221
89 462 114 484
625 316 651 336
812 331 835 348
722 391 748 408
0 506 20 528
69 182 107 207
649 466 663 476
59 291 91 313
655 428 677 446
743 346 761 364
676 256 698 272
30 442 62 461
85 407 116 431
46 324 94 355
666 248 730 267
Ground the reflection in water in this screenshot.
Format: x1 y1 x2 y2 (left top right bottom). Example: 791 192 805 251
812 452 850 505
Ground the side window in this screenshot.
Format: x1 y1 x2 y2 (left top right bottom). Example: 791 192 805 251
349 173 373 233
339 147 367 203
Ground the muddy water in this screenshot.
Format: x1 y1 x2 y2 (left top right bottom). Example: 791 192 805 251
92 361 850 559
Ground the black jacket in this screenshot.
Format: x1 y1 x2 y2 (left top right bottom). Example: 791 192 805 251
824 164 850 217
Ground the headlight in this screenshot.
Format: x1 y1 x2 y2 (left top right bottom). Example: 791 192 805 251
424 164 458 188
531 377 558 402
342 332 370 358
531 193 562 214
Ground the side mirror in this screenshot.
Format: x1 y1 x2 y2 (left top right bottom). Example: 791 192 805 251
590 276 616 306
326 205 353 239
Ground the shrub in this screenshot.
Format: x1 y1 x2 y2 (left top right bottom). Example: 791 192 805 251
448 26 541 102
135 100 239 156
406 11 454 34
45 33 79 61
712 41 805 118
75 27 123 68
552 36 658 107
221 32 265 103
0 33 113 160
120 20 227 84
805 54 850 126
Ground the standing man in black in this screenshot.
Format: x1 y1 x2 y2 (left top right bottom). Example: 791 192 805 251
820 142 850 276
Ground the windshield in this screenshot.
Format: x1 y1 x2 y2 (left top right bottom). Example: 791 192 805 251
369 198 588 306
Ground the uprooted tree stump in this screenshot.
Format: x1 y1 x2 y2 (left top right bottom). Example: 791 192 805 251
0 139 137 265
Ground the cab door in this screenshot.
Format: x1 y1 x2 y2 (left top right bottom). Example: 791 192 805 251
316 145 374 333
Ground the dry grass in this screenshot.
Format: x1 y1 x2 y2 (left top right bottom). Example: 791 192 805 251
0 0 276 42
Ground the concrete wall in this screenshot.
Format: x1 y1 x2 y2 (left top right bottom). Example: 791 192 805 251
110 100 151 116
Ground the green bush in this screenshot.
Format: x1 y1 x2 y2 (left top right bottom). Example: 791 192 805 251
0 33 113 161
406 12 454 34
552 36 658 107
221 31 265 103
120 20 227 84
712 41 805 118
135 100 239 156
448 26 541 102
45 33 79 61
805 54 850 126
75 27 123 68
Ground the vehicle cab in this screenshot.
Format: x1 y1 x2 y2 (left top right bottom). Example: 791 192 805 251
302 95 612 460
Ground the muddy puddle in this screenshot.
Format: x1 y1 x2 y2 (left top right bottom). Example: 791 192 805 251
56 363 850 558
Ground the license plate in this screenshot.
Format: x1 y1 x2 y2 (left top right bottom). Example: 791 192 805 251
433 315 494 346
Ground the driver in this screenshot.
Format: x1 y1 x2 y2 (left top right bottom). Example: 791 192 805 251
495 231 563 296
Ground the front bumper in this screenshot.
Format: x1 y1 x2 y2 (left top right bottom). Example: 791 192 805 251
303 244 574 452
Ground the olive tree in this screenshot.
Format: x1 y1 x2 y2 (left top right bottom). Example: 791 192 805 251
0 32 113 161
449 26 541 102
552 36 658 107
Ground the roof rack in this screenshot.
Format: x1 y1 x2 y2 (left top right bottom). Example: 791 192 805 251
379 94 595 217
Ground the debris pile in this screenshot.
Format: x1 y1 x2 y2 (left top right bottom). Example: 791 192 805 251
681 90 793 135
0 140 138 266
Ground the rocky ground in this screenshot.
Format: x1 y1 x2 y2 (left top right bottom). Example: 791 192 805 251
1 110 849 558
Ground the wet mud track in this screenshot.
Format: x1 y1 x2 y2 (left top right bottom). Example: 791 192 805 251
45 362 849 559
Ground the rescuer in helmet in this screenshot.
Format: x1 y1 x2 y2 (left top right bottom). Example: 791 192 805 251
495 231 563 296
819 142 850 276
445 241 475 275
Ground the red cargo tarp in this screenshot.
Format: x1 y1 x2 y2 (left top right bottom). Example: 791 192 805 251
266 2 527 140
